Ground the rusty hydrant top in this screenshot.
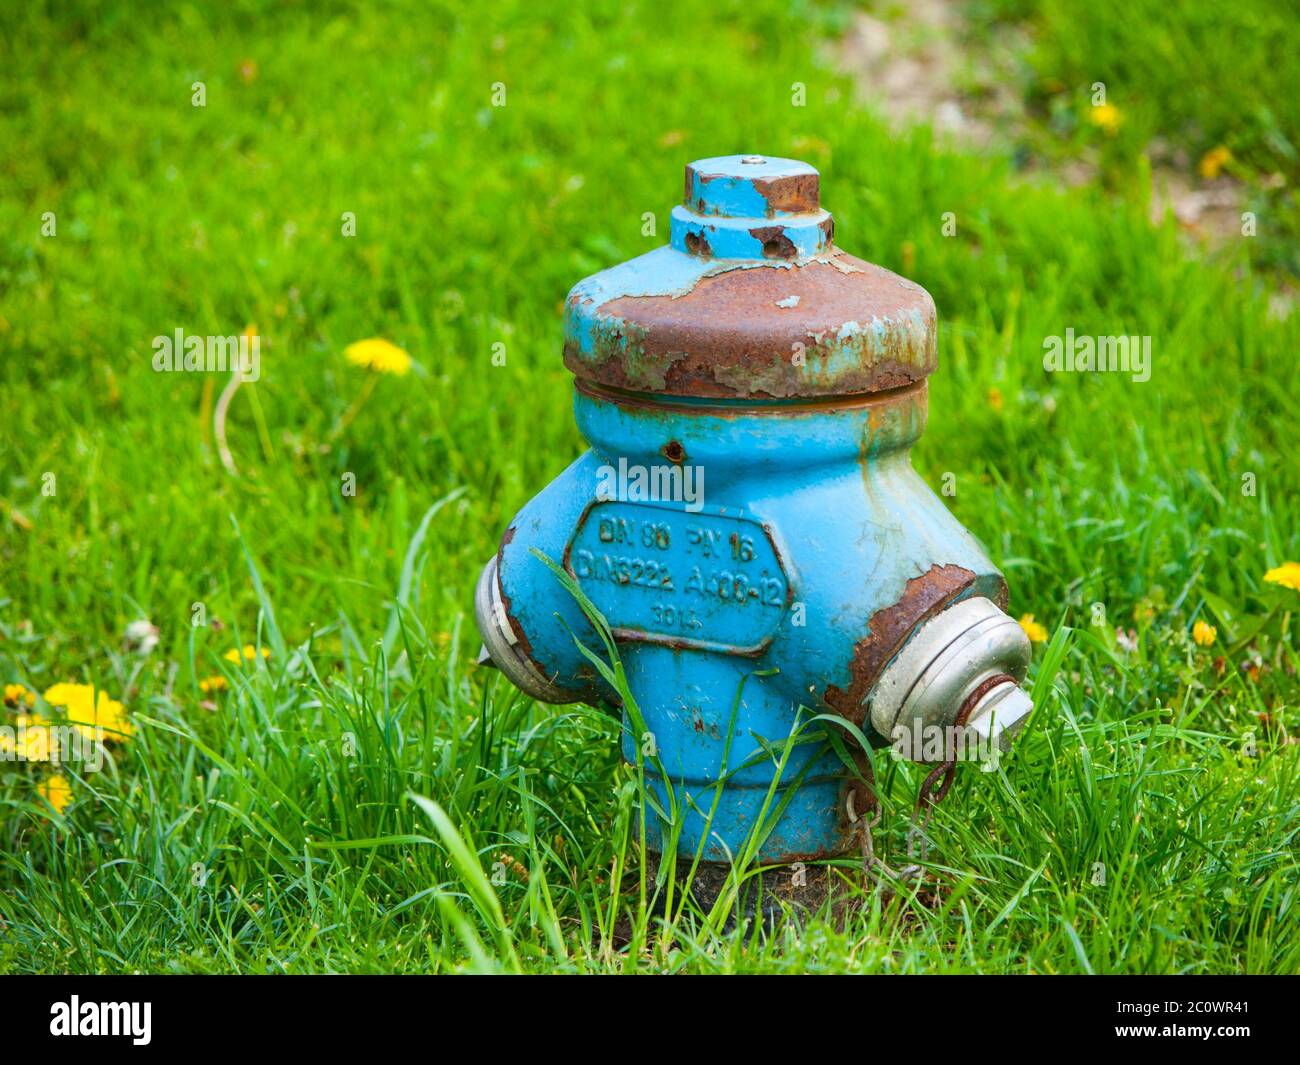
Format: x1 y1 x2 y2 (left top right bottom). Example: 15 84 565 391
563 154 937 400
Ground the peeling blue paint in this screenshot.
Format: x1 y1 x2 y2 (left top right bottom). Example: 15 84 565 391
668 205 831 258
481 155 1005 863
491 387 1007 861
565 247 790 357
687 154 818 217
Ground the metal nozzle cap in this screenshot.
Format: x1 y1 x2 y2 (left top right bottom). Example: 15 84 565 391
473 556 582 705
866 596 1034 758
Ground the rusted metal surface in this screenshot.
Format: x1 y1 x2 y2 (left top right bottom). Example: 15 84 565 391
685 157 821 217
494 525 543 668
823 563 979 726
683 231 712 258
565 255 937 399
563 153 936 400
659 439 686 464
574 375 927 419
749 225 799 260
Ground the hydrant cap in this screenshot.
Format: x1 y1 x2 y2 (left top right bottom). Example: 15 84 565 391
684 155 822 219
563 153 937 401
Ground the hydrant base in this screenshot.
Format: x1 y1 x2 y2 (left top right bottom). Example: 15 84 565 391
642 772 856 865
640 852 860 931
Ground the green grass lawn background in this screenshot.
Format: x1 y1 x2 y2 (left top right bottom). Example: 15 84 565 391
0 0 1297 972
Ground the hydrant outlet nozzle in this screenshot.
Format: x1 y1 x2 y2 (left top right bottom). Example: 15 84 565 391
474 556 581 705
867 596 1034 755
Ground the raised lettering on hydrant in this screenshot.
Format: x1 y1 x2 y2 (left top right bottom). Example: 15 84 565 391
476 155 1032 864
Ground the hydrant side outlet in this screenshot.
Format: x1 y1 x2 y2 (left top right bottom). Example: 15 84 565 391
476 154 1032 864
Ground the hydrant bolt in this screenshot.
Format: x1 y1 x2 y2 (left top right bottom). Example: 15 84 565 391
476 154 1033 864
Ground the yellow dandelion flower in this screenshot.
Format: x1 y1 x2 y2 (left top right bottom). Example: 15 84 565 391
37 774 73 814
1192 620 1217 647
1087 103 1122 135
43 683 133 742
987 387 1004 413
199 674 229 694
344 338 411 376
4 683 36 707
43 682 89 710
1198 145 1232 180
81 695 132 742
224 644 270 664
1018 613 1048 643
1263 562 1300 592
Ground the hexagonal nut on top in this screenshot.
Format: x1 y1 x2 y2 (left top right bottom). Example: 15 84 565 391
684 155 822 218
672 155 834 260
561 153 939 401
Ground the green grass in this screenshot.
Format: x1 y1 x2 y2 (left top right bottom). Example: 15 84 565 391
969 0 1300 272
977 0 1299 175
1 0 1297 973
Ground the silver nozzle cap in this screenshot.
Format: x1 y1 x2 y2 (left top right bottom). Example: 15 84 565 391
473 555 582 704
867 596 1033 760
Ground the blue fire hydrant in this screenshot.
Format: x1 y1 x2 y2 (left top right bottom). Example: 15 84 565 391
476 155 1032 868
